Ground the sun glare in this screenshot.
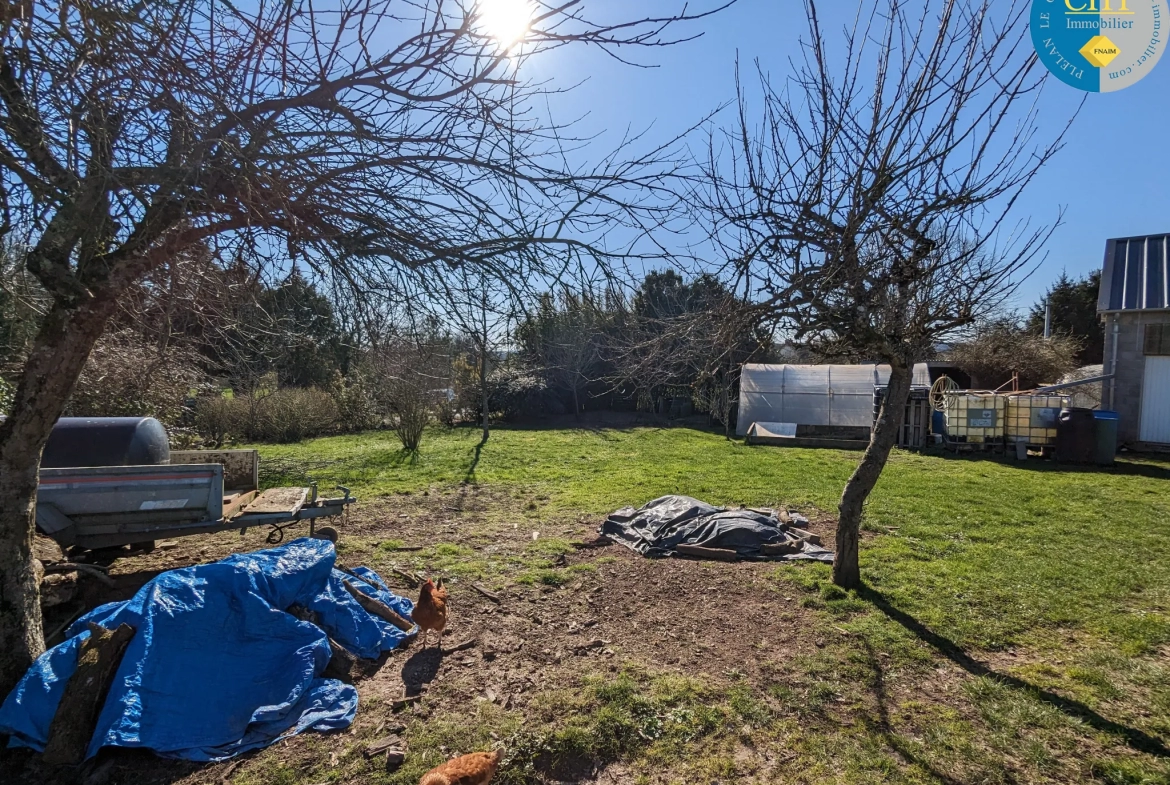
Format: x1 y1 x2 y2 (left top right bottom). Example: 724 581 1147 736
477 0 534 49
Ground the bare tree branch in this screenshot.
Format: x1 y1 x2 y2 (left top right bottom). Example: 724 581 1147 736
690 0 1075 587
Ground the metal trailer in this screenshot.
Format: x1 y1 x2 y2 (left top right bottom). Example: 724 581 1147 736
35 449 354 551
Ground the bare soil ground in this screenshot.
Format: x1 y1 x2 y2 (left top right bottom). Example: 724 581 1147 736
5 486 852 785
6 484 1149 785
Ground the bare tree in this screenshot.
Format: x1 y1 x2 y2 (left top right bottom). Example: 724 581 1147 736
610 273 767 430
553 304 602 418
948 318 1082 389
516 287 609 417
694 0 1073 587
368 330 452 451
0 0 726 692
435 267 519 440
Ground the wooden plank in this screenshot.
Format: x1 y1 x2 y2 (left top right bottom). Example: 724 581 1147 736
363 735 405 758
339 566 393 594
675 543 739 562
471 583 501 603
788 527 823 546
761 540 802 556
239 487 308 516
342 581 415 631
223 490 259 519
391 568 421 588
391 694 423 710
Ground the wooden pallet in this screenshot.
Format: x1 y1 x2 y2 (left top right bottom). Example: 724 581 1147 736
237 487 309 517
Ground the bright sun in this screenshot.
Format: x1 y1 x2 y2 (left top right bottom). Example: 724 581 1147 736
477 0 534 49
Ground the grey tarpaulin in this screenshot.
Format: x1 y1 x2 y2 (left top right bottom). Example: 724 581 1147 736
600 495 834 562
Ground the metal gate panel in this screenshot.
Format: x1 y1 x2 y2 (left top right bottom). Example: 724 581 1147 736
1140 356 1170 444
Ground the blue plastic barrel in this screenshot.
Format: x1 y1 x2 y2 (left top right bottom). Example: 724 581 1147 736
1093 410 1119 466
931 410 946 437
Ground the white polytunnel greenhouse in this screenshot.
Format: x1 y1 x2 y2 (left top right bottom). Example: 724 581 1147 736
735 363 932 437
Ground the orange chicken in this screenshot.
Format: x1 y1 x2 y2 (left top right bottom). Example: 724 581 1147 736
419 749 501 785
411 577 448 648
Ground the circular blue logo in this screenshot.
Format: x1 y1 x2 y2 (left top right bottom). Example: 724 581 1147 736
1031 0 1165 91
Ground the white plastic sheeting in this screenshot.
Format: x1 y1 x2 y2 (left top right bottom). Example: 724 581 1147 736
736 363 931 436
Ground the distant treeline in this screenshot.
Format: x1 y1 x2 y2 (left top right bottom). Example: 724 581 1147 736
1 242 1099 446
0 247 772 444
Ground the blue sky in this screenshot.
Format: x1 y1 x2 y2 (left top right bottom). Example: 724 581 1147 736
531 0 1169 312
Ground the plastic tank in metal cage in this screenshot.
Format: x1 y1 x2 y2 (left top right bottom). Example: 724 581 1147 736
1004 395 1070 447
943 393 1006 444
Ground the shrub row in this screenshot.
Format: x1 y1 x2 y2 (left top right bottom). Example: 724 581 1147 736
195 387 339 444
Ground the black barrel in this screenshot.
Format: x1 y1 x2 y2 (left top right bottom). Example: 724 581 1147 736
39 417 170 468
1056 408 1096 464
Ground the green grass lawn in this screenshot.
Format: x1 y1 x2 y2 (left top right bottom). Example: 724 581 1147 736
247 424 1170 783
257 425 1170 650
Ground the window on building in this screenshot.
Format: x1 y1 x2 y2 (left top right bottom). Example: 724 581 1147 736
1144 324 1170 356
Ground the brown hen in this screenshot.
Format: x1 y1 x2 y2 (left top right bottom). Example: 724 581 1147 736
411 577 448 648
419 749 501 785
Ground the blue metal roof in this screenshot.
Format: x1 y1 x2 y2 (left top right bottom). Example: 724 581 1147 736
1099 234 1170 312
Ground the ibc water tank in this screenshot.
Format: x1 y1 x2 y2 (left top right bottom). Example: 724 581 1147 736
38 417 171 468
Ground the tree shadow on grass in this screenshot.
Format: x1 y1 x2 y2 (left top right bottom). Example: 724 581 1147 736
1020 458 1170 481
858 585 1170 758
857 637 967 785
462 430 488 485
456 411 702 436
386 447 420 467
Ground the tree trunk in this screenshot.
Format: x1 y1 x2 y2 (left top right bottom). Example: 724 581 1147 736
572 384 580 419
0 297 117 696
479 344 489 441
833 361 912 589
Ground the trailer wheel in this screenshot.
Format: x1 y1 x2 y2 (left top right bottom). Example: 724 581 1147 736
313 526 339 544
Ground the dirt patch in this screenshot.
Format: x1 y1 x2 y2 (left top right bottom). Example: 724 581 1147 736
5 488 842 784
9 487 1153 785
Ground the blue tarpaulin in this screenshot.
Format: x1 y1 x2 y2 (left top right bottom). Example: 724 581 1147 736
0 538 415 761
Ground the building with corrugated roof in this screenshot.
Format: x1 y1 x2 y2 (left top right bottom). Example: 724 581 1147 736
1098 234 1170 447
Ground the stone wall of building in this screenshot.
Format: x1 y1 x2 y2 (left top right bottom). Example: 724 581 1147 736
1102 311 1170 444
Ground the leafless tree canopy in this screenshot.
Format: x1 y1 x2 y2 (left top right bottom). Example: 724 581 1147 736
1 0 723 301
696 0 1072 364
607 275 769 429
947 319 1082 390
691 0 1074 587
367 329 454 450
0 0 728 694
